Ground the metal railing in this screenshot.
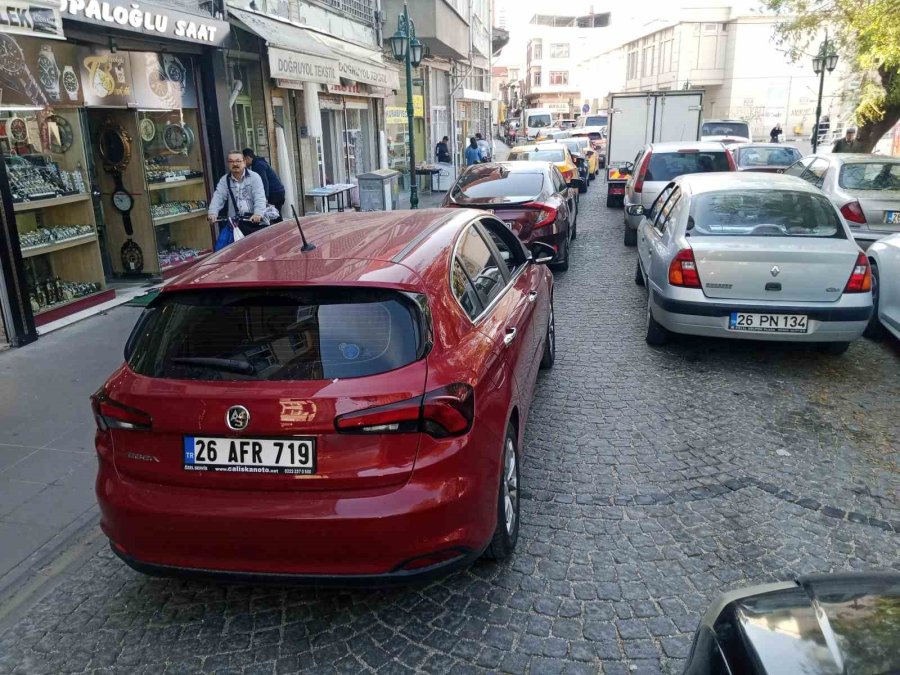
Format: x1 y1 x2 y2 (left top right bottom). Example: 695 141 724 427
323 0 375 24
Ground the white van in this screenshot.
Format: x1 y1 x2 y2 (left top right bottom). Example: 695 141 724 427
523 108 554 141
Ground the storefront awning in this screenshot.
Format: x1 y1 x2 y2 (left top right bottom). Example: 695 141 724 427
229 8 400 90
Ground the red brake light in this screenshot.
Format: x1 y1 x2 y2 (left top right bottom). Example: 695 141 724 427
668 248 702 288
844 252 872 293
335 384 474 438
725 149 737 171
840 201 867 224
91 388 152 431
523 202 558 228
634 151 652 193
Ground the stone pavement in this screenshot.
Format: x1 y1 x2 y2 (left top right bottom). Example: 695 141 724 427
0 306 142 598
0 169 898 674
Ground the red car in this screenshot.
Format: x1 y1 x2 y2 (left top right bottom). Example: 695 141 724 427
442 161 575 270
92 209 556 582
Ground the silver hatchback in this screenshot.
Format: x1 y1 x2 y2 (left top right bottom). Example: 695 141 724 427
623 142 734 246
629 173 873 354
783 154 900 249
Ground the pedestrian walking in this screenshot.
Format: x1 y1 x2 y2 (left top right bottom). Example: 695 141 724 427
435 136 451 164
769 123 782 143
475 132 491 162
243 148 286 216
832 127 859 153
208 150 266 235
465 137 482 166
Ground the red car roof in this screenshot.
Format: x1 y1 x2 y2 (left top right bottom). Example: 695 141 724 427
164 208 470 291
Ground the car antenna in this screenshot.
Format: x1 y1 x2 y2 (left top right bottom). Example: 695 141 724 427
291 205 316 252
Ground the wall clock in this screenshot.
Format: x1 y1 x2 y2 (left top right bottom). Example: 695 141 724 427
48 115 73 154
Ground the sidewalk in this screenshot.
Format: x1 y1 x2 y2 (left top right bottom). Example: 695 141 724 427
0 305 142 599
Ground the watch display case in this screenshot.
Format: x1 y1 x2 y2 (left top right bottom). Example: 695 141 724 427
0 107 110 324
138 108 211 277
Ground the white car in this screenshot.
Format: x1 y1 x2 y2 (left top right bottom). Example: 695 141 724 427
864 233 900 340
700 119 752 144
629 172 873 354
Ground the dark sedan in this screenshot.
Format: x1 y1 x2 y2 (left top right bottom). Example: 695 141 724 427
442 161 575 270
730 143 803 173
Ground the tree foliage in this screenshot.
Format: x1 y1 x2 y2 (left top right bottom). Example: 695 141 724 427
764 0 900 151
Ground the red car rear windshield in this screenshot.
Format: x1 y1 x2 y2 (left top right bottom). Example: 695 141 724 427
646 151 731 182
451 171 544 202
127 288 424 381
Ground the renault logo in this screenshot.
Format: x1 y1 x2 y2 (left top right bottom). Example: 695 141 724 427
770 266 781 277
226 405 250 431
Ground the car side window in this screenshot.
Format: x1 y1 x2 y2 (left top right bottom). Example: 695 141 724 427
802 158 829 187
648 184 675 223
478 218 528 275
783 157 811 177
552 167 566 194
451 259 484 320
655 188 682 234
455 226 508 314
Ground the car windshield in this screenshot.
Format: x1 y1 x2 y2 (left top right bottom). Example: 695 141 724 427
737 147 802 168
702 122 750 137
451 170 544 201
646 151 731 182
689 190 844 238
838 162 900 191
509 149 565 162
584 115 608 126
528 114 552 128
127 288 423 381
559 140 584 154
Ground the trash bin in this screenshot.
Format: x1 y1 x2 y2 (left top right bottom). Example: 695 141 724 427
433 162 456 191
358 169 401 211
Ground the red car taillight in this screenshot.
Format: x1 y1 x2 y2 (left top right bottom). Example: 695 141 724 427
844 252 872 293
668 248 702 288
523 202 558 228
725 149 737 171
91 388 152 431
634 151 652 193
840 201 867 224
335 384 474 438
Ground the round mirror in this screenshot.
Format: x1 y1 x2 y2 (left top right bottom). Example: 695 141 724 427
99 122 132 171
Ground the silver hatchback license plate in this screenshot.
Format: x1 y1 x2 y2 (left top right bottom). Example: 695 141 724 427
183 436 316 475
729 312 808 333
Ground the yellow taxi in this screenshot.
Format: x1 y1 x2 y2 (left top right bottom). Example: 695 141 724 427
507 144 581 188
563 136 600 177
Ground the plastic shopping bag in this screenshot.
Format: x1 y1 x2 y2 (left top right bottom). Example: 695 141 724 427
233 225 245 241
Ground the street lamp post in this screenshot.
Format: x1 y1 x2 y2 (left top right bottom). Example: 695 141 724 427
389 3 424 209
811 32 839 153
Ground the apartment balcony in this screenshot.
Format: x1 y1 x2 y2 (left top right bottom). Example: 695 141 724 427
380 0 469 60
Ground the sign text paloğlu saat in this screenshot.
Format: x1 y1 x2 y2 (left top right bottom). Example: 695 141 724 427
59 0 230 45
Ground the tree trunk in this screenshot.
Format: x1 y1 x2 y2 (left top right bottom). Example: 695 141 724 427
856 107 899 153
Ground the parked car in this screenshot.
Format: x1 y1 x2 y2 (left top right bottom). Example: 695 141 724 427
443 161 576 269
784 154 900 249
538 138 589 192
623 141 735 246
507 143 584 198
729 143 803 173
700 119 752 144
549 137 599 183
535 128 570 142
684 573 900 675
863 232 900 340
522 107 554 141
571 128 607 167
558 118 577 129
92 209 557 582
630 173 873 353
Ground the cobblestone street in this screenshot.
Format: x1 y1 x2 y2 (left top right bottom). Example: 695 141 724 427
1 179 898 675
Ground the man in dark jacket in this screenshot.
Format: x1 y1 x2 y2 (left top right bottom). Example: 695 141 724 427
435 136 451 163
243 148 286 211
832 127 858 153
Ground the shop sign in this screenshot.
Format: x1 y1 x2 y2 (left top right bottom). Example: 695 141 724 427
413 94 423 118
385 106 407 124
59 0 229 46
336 59 399 90
269 46 338 86
327 83 362 95
0 0 64 40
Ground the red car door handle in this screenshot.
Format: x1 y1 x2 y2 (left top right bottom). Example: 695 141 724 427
503 327 517 346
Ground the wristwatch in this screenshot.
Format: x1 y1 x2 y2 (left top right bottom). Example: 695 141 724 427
37 44 60 102
62 65 79 101
0 33 48 107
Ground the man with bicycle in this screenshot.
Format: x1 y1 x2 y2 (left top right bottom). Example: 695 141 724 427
207 150 267 233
